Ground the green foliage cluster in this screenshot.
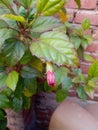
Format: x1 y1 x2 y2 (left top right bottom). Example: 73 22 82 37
0 0 98 127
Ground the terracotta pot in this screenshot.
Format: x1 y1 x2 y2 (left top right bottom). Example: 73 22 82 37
84 103 98 122
49 100 98 130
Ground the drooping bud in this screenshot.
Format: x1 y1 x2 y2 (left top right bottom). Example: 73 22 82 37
46 62 56 87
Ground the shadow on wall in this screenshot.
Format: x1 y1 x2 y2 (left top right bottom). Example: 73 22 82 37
35 92 59 130
23 97 37 130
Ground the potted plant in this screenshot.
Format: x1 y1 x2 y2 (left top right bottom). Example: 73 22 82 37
0 0 97 129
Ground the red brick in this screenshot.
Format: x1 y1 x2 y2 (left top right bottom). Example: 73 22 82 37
92 29 98 40
66 8 75 22
66 0 97 9
37 113 47 120
84 52 98 61
83 29 92 35
81 0 97 9
80 62 91 73
75 10 98 26
90 54 98 60
66 0 77 9
86 41 98 53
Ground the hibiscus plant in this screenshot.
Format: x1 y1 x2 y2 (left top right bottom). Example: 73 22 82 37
0 0 98 129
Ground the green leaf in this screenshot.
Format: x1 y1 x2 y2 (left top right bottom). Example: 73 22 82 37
65 22 72 28
21 66 41 78
84 85 94 99
19 0 34 8
23 96 30 109
32 16 62 33
30 56 43 72
87 78 98 88
62 77 72 90
0 19 9 29
0 3 10 16
77 86 87 100
1 17 18 29
0 109 6 120
83 53 95 62
55 67 67 85
0 67 7 88
2 38 25 66
19 6 27 18
0 94 10 108
0 54 4 65
83 35 92 43
79 74 86 83
0 0 12 6
37 82 44 92
0 28 17 51
4 14 26 23
72 68 82 75
11 2 18 14
20 48 32 65
28 8 36 22
0 109 7 130
56 89 68 102
37 0 65 16
14 77 24 97
23 78 37 97
23 89 34 97
82 18 90 30
1 88 12 97
0 66 5 72
70 35 81 49
0 0 13 9
0 119 7 130
12 97 23 112
53 24 67 33
74 0 81 8
31 32 40 39
6 71 19 91
77 46 84 59
0 72 7 88
44 82 53 92
30 31 79 67
81 38 88 49
73 28 83 36
72 77 80 83
88 61 98 79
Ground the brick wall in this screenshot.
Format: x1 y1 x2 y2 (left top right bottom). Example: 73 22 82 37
66 0 98 74
34 1 98 130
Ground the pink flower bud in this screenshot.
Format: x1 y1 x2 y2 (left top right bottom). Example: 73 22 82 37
47 71 56 87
